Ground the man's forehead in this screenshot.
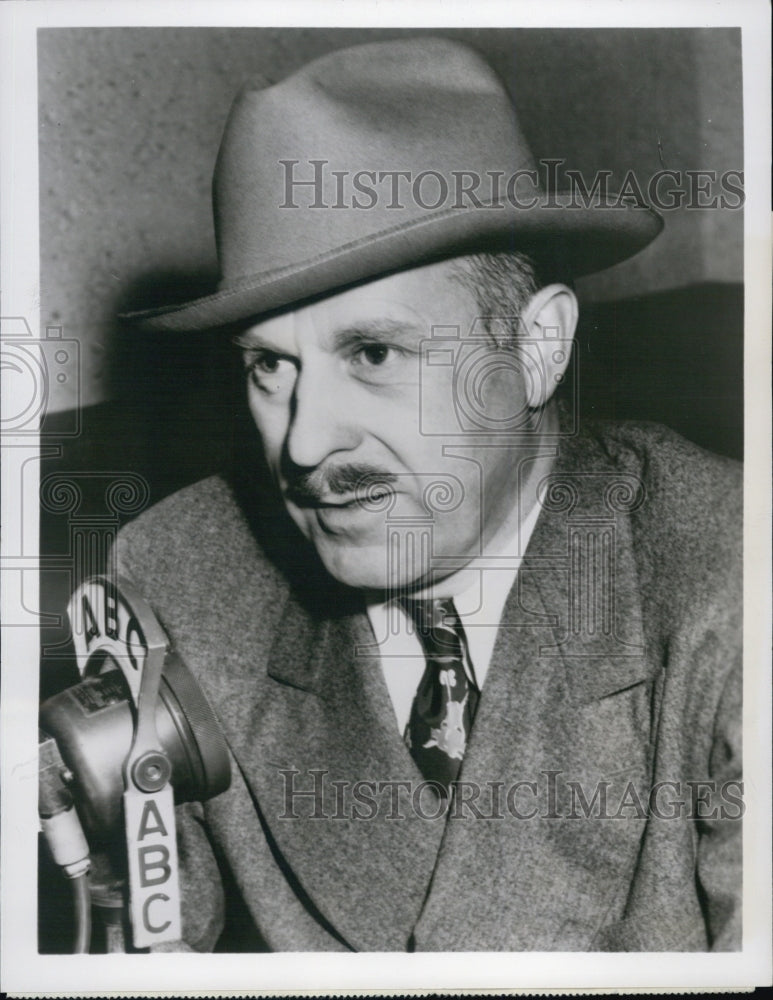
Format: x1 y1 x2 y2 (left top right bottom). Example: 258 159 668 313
237 257 477 346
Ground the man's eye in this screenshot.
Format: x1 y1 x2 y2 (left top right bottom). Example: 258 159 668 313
245 351 295 392
349 341 414 384
354 342 413 369
356 344 391 366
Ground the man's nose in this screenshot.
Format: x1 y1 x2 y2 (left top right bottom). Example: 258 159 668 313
285 368 362 470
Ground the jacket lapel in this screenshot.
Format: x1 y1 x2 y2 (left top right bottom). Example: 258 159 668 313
412 432 661 949
230 589 447 952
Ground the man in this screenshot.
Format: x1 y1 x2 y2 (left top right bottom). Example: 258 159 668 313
118 37 742 951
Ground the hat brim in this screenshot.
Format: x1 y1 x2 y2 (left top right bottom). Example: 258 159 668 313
122 198 663 332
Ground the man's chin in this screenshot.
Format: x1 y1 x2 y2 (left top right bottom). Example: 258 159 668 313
311 537 395 591
288 503 451 592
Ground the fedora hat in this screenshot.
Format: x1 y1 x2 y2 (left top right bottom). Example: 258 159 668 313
126 37 663 332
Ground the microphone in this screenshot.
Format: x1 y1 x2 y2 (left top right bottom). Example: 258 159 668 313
39 575 231 951
40 646 230 842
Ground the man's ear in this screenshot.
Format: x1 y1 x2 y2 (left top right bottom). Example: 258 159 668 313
518 284 578 408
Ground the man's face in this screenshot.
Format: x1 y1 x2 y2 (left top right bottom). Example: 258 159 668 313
238 258 535 592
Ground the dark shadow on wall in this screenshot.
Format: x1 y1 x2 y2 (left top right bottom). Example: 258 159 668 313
38 325 255 700
576 282 743 459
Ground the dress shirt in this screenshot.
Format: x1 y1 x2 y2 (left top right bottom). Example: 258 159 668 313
367 497 543 734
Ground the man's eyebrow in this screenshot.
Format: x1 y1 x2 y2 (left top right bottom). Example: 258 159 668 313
231 318 424 352
331 319 424 347
231 330 278 351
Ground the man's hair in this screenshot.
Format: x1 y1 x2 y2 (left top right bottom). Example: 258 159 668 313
450 249 570 347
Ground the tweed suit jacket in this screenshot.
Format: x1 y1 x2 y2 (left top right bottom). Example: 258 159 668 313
114 418 742 952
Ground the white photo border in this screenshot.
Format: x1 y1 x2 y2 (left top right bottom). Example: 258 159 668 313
1 0 770 994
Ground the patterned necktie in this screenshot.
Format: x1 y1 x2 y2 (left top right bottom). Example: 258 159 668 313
402 598 479 795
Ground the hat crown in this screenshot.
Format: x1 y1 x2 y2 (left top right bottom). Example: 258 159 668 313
125 37 662 331
213 37 535 284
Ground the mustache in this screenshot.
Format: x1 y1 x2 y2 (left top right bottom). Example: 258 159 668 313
284 464 398 506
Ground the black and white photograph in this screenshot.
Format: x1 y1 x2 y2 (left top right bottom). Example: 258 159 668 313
1 0 770 994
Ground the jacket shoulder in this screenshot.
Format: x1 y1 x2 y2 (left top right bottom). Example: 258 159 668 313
113 475 288 614
119 475 252 548
593 420 741 531
588 420 742 607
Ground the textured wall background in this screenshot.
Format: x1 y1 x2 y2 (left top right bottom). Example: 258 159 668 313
38 27 743 412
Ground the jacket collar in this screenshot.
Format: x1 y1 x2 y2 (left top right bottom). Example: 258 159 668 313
526 420 654 703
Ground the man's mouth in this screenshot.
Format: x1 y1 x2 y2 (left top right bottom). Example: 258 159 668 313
289 489 394 510
283 467 398 510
